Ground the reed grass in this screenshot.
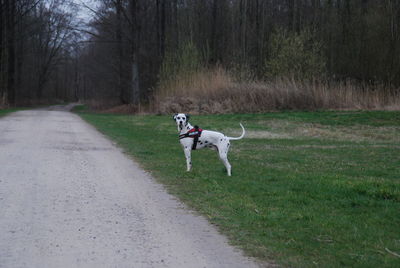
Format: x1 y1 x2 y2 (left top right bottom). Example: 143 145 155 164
153 67 400 114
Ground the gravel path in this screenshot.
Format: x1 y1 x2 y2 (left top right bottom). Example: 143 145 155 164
0 106 262 268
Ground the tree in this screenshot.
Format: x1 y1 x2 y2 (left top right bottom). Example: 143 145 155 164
130 0 140 105
5 0 16 105
73 0 400 107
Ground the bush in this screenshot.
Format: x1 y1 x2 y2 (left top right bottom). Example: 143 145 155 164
265 29 326 80
159 40 202 85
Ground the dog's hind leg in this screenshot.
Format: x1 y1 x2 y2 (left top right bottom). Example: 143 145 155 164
184 148 192 172
218 148 232 176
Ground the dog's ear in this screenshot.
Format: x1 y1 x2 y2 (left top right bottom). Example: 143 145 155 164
172 113 177 121
185 114 190 121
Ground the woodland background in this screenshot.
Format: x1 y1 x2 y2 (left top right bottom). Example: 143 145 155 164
1 0 399 112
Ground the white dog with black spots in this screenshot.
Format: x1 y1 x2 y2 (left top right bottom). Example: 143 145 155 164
173 113 245 176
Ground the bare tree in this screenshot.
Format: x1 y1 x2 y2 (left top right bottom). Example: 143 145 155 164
129 0 140 105
73 0 400 107
5 0 16 104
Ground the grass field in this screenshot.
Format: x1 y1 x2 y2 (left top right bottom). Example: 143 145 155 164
76 109 400 267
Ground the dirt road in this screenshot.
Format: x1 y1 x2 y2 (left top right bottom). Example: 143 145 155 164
0 106 260 268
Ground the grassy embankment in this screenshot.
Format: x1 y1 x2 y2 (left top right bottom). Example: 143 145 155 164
76 108 400 267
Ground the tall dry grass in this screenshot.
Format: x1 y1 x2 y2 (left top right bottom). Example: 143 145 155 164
152 67 400 114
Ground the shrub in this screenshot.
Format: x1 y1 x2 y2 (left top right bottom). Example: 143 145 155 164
159 40 202 85
265 29 326 80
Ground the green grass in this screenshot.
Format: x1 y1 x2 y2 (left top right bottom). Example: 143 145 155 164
0 108 22 117
76 108 400 267
72 104 88 113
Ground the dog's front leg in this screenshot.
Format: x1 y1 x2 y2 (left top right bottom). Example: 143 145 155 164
184 148 192 172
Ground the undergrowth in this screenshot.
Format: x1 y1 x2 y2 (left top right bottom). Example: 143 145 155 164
152 67 400 114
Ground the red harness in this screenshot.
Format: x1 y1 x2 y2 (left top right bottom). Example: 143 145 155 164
179 126 203 150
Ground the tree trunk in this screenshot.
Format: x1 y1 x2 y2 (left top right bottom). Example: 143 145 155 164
130 0 140 105
5 0 16 105
115 0 125 103
160 0 166 61
16 15 24 103
287 0 294 31
240 0 247 64
173 0 179 49
156 0 160 57
0 0 4 105
210 0 218 63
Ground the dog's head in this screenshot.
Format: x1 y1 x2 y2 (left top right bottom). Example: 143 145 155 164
173 113 190 130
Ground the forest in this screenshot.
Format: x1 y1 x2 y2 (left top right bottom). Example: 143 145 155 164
1 0 399 112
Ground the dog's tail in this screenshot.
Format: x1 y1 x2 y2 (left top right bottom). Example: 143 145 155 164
227 123 245 141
